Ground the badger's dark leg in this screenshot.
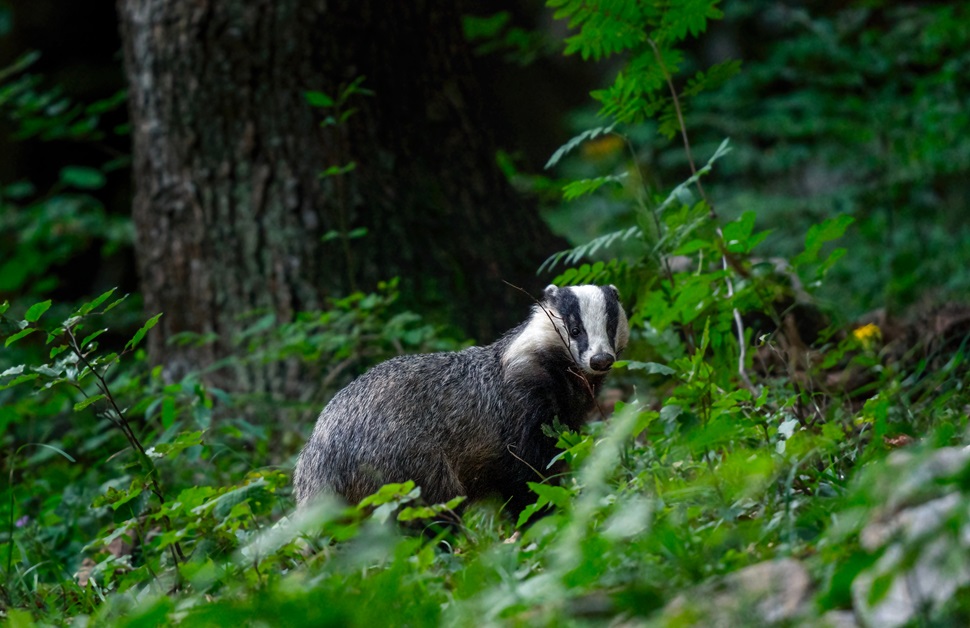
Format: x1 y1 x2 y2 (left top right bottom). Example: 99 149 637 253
414 454 466 506
390 455 466 539
490 412 564 522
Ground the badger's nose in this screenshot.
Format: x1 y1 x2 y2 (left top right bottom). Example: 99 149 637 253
589 353 615 372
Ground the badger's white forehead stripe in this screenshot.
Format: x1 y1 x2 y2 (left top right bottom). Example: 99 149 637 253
573 286 613 355
575 286 604 333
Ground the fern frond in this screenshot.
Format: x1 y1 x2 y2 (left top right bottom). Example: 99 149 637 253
656 0 724 45
539 225 641 274
545 124 617 169
682 59 742 99
562 173 628 201
657 138 732 214
554 259 626 286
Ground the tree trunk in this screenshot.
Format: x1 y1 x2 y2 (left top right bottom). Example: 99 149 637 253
116 0 563 400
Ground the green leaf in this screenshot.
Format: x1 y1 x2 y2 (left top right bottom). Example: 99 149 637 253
161 397 176 429
101 480 144 511
794 214 855 267
5 609 35 628
623 360 676 375
359 481 418 508
5 327 35 347
443 495 466 511
80 328 108 350
74 394 106 412
656 138 731 214
78 287 117 315
102 294 129 313
463 12 511 40
125 313 162 352
3 181 35 199
305 90 334 108
84 89 127 115
683 60 742 99
672 238 711 255
59 166 106 190
149 430 204 459
527 482 572 509
25 442 76 463
320 162 356 178
0 373 39 390
721 211 770 254
517 500 546 528
0 51 40 82
397 505 437 521
562 173 628 201
24 299 52 322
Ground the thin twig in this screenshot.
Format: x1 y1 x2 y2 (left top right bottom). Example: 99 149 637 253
505 444 546 482
621 134 678 289
647 38 712 218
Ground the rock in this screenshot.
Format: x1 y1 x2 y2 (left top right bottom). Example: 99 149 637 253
850 447 970 627
819 610 860 628
662 558 812 626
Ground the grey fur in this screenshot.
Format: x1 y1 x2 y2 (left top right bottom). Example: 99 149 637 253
293 284 629 517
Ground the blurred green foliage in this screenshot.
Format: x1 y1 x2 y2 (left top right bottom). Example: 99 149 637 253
0 52 131 303
704 2 970 315
541 1 970 320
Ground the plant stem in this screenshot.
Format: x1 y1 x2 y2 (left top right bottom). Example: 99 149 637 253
648 37 755 392
66 327 186 565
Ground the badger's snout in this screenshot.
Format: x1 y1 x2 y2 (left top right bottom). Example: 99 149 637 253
589 353 615 372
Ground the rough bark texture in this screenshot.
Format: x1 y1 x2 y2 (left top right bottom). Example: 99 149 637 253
116 0 563 399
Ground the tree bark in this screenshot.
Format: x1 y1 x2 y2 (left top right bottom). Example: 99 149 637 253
116 0 562 399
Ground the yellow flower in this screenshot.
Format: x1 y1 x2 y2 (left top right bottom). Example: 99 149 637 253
581 135 625 159
852 323 882 349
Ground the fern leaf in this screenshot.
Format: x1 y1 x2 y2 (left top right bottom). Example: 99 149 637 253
656 0 723 44
539 225 642 274
657 138 731 214
545 124 617 169
682 59 742 99
562 173 628 201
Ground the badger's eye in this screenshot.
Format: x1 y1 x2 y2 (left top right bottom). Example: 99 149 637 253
570 326 581 337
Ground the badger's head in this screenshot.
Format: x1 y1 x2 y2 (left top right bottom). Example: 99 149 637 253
504 284 630 377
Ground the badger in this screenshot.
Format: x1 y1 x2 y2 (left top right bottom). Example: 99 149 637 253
293 284 629 518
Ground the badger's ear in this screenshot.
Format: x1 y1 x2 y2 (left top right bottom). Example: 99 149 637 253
543 284 559 301
608 284 620 298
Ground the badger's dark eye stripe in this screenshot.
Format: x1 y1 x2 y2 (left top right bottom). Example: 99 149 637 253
555 288 590 352
556 286 580 318
600 285 620 351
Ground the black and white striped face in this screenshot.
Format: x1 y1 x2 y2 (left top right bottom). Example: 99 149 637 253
502 284 630 377
544 284 629 374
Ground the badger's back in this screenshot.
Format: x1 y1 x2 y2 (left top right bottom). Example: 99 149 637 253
293 284 629 515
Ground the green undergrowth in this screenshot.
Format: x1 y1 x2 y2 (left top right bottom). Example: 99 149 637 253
3 219 968 624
